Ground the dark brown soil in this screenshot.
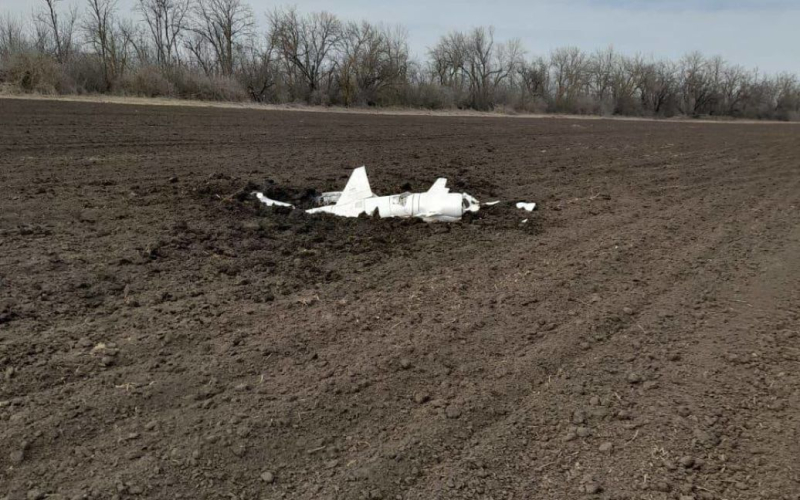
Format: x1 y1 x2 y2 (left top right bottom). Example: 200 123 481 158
1 99 799 500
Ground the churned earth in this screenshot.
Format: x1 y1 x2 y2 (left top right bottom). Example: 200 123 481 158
1 98 799 500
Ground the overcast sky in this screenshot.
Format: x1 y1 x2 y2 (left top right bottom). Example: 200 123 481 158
3 0 798 74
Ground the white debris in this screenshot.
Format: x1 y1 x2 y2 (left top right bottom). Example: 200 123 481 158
306 167 480 222
254 192 294 208
483 201 501 206
516 202 537 212
253 167 535 223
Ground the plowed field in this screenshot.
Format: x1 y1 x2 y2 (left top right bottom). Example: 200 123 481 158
1 98 799 500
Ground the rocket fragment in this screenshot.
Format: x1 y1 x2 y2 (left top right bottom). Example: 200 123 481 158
253 166 535 222
305 167 479 222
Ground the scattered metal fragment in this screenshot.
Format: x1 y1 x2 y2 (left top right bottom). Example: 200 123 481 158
254 192 294 208
516 202 537 211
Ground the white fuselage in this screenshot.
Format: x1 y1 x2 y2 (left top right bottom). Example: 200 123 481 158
255 167 481 222
307 191 473 222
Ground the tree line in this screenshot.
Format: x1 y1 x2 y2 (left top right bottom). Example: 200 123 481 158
1 0 798 120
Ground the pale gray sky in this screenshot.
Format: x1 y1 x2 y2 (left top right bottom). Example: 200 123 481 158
2 0 798 74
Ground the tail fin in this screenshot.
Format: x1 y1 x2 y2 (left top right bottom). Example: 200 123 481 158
336 167 374 205
427 178 449 194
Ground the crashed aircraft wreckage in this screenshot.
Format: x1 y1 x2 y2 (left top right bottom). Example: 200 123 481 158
254 166 535 222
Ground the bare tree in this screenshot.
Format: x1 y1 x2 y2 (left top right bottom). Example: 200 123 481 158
34 0 78 63
550 46 587 111
184 32 212 74
239 34 278 101
2 1 799 118
137 0 189 68
518 57 548 99
774 72 800 116
679 51 714 115
462 27 510 109
268 7 343 102
338 21 409 105
499 37 525 89
430 27 520 110
719 64 749 115
0 13 30 59
588 46 615 104
84 0 131 88
634 59 677 115
119 18 152 66
428 43 453 87
188 0 254 76
609 54 640 114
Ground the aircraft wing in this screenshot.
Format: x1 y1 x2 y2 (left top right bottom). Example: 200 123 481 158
336 167 374 205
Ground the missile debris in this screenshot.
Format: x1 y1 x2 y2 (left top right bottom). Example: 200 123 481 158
254 166 536 222
305 167 479 222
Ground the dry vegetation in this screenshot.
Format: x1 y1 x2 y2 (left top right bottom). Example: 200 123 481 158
1 0 799 120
